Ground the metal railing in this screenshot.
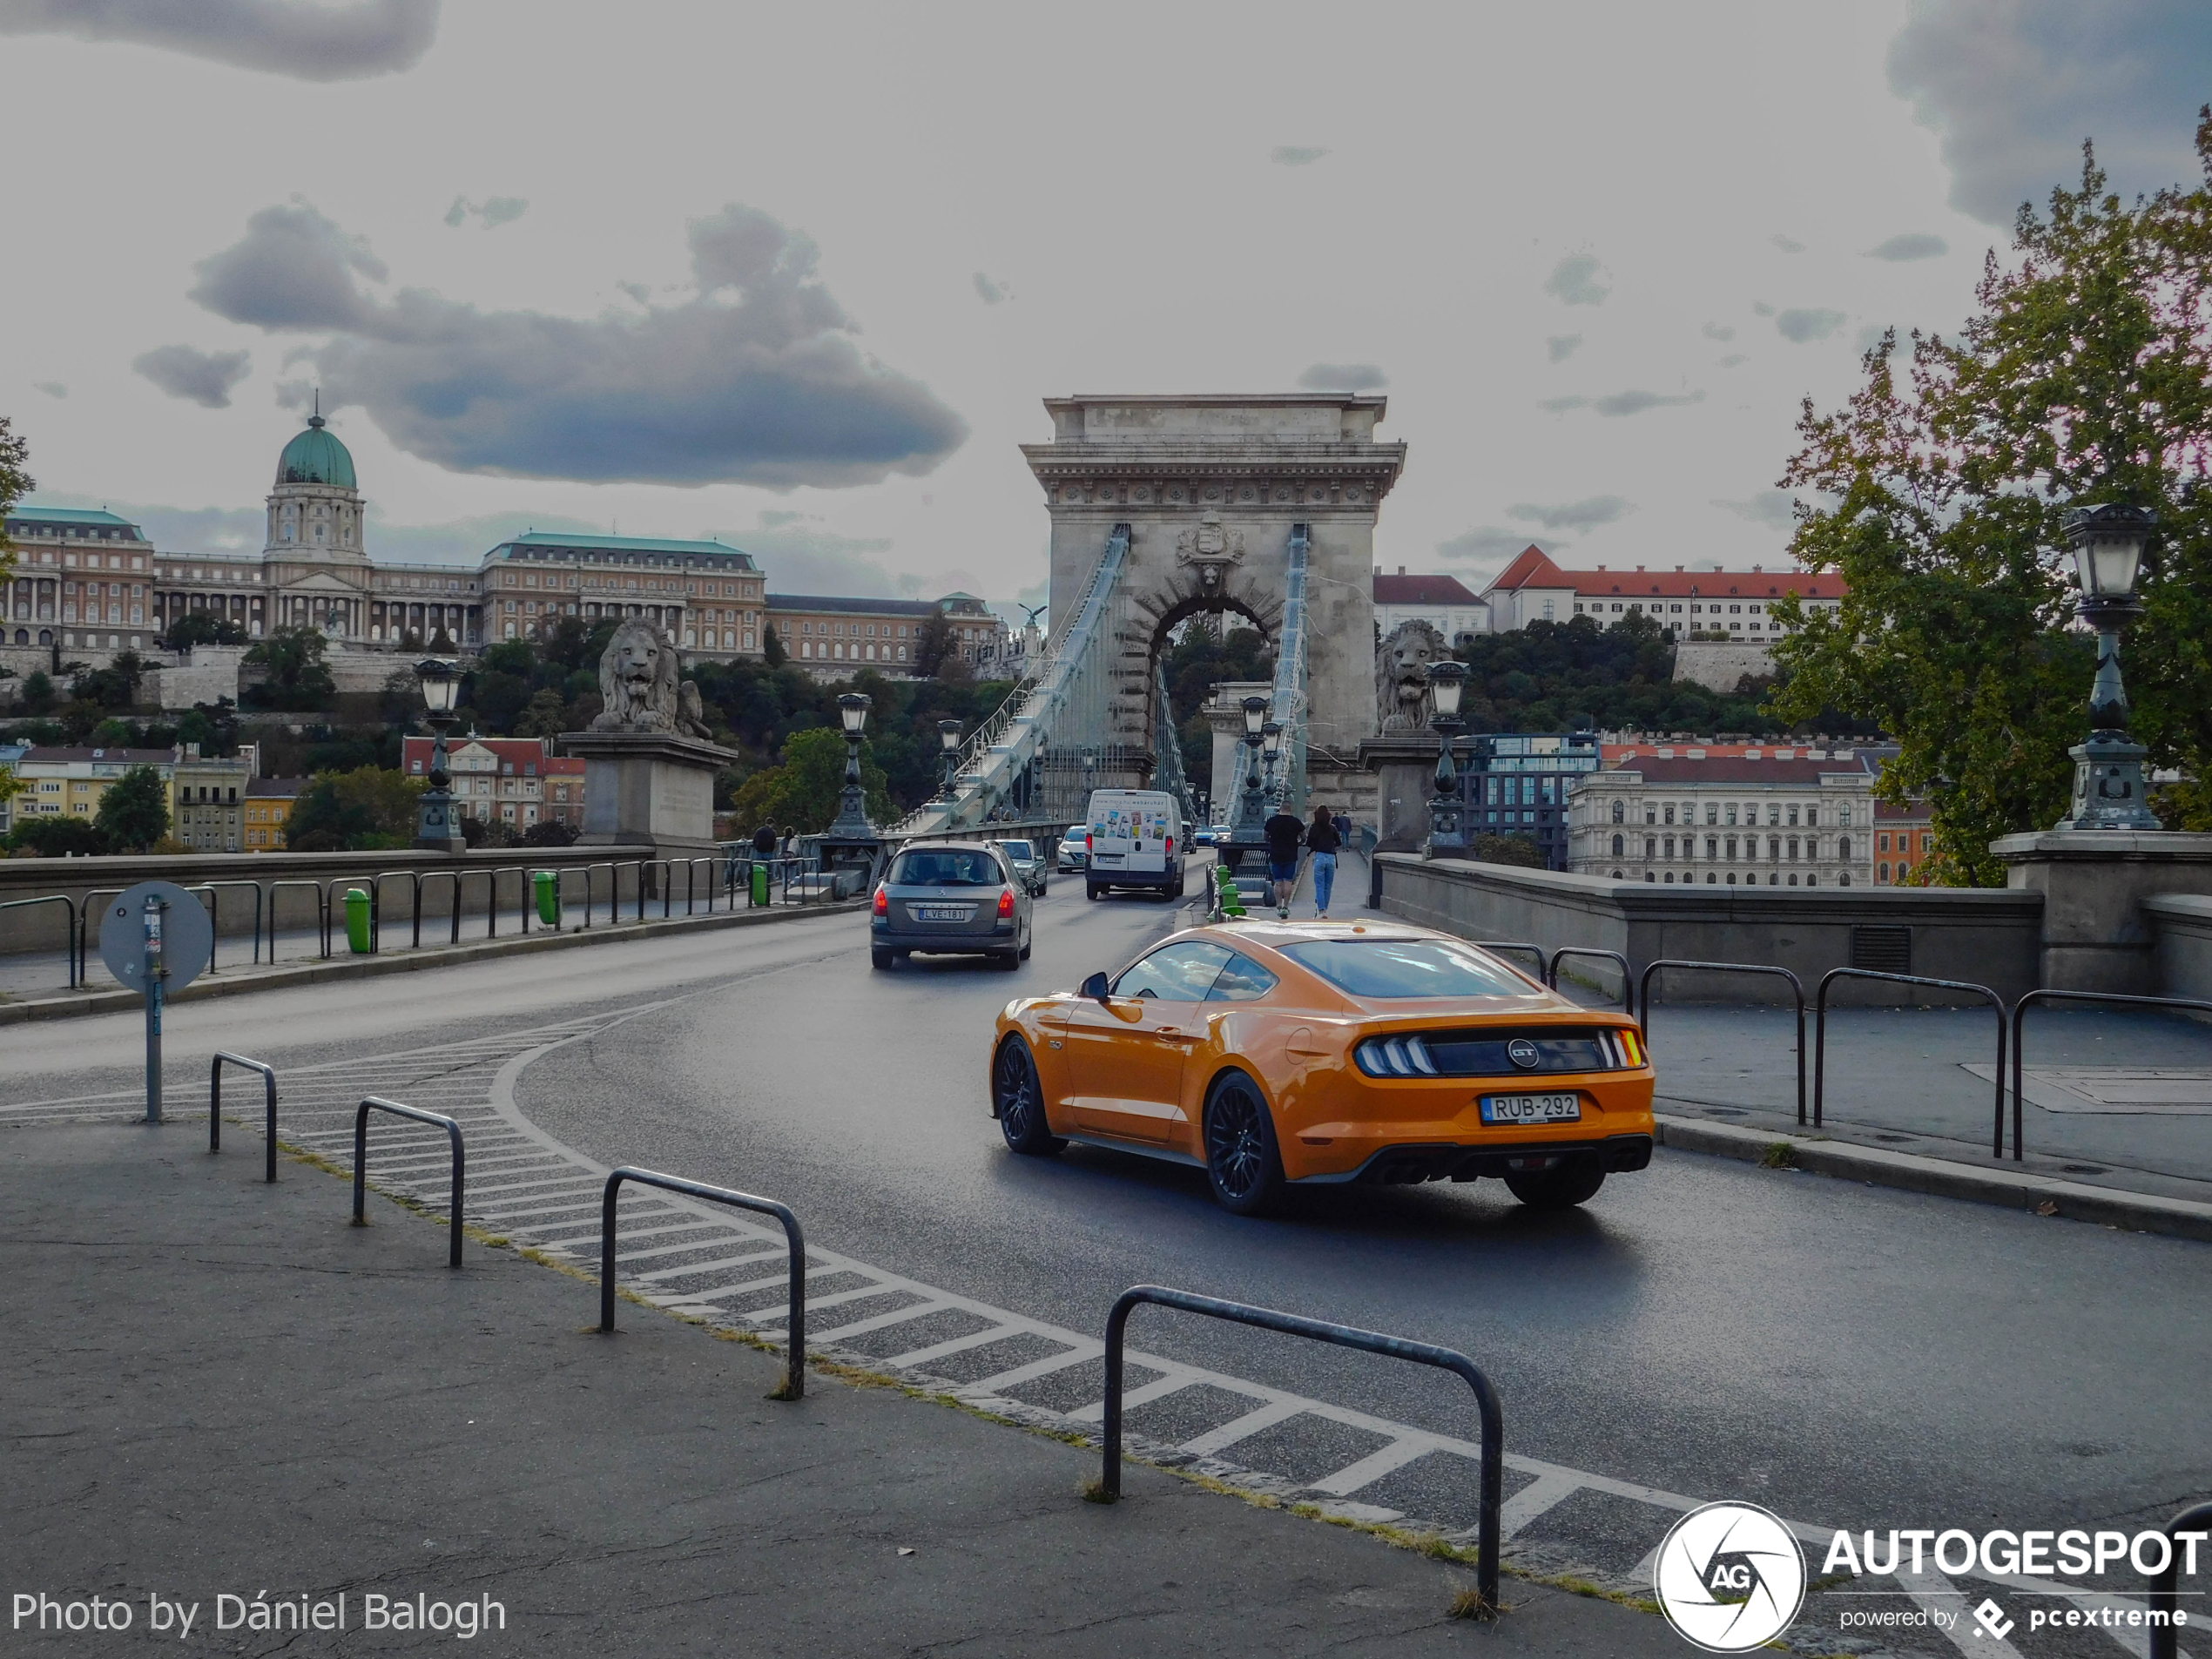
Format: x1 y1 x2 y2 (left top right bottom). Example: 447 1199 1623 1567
2010 990 2212 1163
211 1052 278 1184
353 1096 466 1268
196 880 265 968
0 894 78 988
1100 1285 1503 1614
266 880 328 961
1547 947 1635 1018
1814 968 2006 1153
597 1168 806 1399
2148 1499 2212 1659
1640 960 1809 1126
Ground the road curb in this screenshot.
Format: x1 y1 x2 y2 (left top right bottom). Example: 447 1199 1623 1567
0 897 869 1028
1654 1113 2212 1244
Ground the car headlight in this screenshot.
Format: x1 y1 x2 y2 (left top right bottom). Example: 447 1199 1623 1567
1354 1036 1438 1077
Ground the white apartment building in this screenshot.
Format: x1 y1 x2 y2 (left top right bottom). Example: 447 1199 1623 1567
1568 750 1878 887
1372 569 1489 648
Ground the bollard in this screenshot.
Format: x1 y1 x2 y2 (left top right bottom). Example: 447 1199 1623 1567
533 868 560 927
342 887 373 954
751 860 770 907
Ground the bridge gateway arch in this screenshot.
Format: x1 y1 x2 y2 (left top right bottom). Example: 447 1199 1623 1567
884 395 1404 840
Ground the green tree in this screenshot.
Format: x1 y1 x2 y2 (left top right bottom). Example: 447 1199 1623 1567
761 621 786 667
512 687 572 738
1771 121 2212 881
727 726 892 832
243 627 338 711
0 415 30 583
284 766 425 851
93 764 170 852
160 611 248 651
6 816 107 856
18 671 57 715
912 610 957 679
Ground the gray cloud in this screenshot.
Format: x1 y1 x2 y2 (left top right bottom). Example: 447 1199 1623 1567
1297 361 1387 392
1438 527 1549 569
1776 307 1847 342
1544 253 1611 307
0 0 436 80
1771 234 1806 253
1546 334 1582 363
972 272 1011 305
133 343 253 408
1865 232 1949 260
1271 145 1328 165
189 198 968 489
445 194 527 229
1753 301 1776 316
1541 388 1705 417
1718 353 1748 368
1713 492 1797 530
1889 0 2212 224
34 381 65 398
1701 321 1737 342
1509 494 1634 532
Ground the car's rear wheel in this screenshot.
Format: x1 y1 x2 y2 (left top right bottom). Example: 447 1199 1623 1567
1086 880 1103 900
994 1036 1062 1156
1502 1159 1606 1209
1204 1070 1285 1216
871 948 894 971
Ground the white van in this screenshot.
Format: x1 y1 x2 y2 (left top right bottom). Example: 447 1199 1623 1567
1082 789 1186 900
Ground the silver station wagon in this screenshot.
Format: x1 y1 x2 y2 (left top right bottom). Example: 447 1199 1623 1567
871 841 1034 971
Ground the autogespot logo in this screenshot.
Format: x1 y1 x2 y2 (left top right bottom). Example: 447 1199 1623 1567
1654 1502 1808 1652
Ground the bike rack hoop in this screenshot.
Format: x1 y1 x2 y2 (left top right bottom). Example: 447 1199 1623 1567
2148 1499 2212 1659
0 894 78 988
211 1053 279 1184
265 880 328 962
1639 960 1808 1125
1470 941 1547 985
1547 947 1635 1019
1101 1285 1503 1615
353 1097 466 1267
1814 967 2006 1153
598 1168 806 1399
2012 990 2212 1163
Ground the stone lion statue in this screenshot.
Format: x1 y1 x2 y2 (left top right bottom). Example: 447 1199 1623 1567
1376 619 1447 732
590 618 715 739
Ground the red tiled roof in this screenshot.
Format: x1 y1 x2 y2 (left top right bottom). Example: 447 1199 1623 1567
1373 573 1481 605
1489 553 1845 601
1487 546 1564 589
1606 754 1876 784
1874 799 1932 820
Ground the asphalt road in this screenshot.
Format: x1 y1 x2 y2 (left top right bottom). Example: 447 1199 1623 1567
10 873 2209 1629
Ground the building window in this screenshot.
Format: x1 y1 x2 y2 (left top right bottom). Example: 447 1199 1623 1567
1838 835 1851 860
1878 862 1891 883
1611 833 1624 857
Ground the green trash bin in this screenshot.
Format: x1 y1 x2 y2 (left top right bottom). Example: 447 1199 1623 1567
751 860 771 907
343 887 373 954
533 869 560 927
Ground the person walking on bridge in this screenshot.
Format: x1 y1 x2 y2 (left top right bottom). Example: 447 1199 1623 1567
1262 805 1305 920
1306 805 1342 920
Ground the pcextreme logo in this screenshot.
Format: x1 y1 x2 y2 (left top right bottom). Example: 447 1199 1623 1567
1653 1501 1808 1652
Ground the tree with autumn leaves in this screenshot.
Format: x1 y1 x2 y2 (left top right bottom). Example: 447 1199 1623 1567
1772 115 2212 884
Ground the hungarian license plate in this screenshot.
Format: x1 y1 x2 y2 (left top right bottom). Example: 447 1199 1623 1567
1479 1092 1581 1125
914 906 972 922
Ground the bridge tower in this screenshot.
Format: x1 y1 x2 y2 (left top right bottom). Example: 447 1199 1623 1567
1022 395 1406 813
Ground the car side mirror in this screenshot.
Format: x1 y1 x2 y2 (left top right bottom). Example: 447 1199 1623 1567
1080 971 1111 1002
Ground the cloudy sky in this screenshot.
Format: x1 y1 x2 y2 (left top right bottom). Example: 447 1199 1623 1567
4 0 2210 610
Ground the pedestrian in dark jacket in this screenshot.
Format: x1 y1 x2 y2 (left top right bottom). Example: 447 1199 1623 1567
1306 806 1343 918
1262 808 1305 918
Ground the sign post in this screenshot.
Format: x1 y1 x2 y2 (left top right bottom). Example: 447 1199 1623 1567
99 881 213 1125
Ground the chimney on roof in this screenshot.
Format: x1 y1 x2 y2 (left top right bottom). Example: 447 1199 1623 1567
1753 564 1764 572
1635 564 1645 571
1596 563 1606 570
1713 563 1725 571
1373 565 1381 578
1398 565 1406 576
1676 565 1684 571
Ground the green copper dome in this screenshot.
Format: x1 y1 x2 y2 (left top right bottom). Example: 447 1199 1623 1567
276 415 355 489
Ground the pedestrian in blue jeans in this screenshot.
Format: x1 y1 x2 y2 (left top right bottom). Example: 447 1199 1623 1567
1306 805 1342 919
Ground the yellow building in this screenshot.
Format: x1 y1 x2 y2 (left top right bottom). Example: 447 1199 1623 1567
242 778 307 851
12 746 178 826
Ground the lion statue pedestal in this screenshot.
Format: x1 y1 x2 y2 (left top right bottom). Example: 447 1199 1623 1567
561 621 733 858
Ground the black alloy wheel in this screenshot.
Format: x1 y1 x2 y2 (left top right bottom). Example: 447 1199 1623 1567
1502 1159 1606 1209
1204 1070 1285 1216
994 1036 1062 1155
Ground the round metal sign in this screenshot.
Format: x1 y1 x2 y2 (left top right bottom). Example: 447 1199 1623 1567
98 880 214 995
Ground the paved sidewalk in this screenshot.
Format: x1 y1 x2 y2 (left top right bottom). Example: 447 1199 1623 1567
0 1121 1683 1656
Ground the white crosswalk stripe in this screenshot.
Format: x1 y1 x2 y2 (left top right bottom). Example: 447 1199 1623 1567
2 1010 2160 1651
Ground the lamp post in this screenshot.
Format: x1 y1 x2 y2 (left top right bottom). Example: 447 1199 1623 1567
1261 720 1284 811
1229 695 1268 853
2057 503 2161 830
936 718 963 801
413 658 466 853
826 694 874 839
1425 661 1469 859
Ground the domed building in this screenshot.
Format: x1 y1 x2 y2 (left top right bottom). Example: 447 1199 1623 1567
260 409 374 639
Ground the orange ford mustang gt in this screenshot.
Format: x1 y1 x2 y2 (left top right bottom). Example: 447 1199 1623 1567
989 920 1654 1215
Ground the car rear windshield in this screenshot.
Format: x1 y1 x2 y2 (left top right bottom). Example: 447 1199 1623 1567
890 850 1002 887
1278 939 1535 1000
997 841 1034 860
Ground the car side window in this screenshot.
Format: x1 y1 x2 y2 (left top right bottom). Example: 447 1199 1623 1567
1207 952 1279 1002
1112 941 1233 1001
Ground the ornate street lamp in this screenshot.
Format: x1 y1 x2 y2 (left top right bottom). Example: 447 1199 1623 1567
1229 695 1270 850
413 658 466 853
2057 503 2160 830
1261 720 1284 809
1426 660 1470 859
826 693 875 838
936 718 963 801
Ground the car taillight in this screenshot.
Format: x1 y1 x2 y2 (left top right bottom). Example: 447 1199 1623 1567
1086 832 1093 850
1354 1036 1438 1077
873 885 887 917
1165 836 1174 855
1612 1027 1647 1068
997 887 1015 919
